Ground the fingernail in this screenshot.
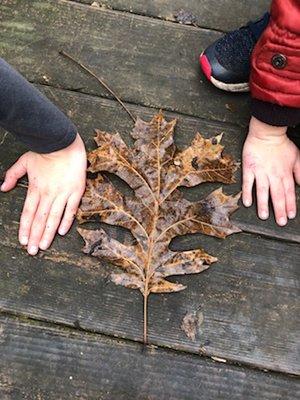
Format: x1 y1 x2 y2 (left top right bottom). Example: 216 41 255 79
260 211 269 220
58 227 67 236
244 199 251 207
39 240 48 250
278 217 287 226
288 211 296 219
20 236 28 246
28 246 38 255
0 183 6 191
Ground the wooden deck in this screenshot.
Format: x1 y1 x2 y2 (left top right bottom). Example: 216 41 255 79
0 0 299 398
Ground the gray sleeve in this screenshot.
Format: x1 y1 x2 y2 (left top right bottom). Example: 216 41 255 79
0 58 77 153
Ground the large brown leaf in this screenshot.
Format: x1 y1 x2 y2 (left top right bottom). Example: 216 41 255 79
77 112 241 342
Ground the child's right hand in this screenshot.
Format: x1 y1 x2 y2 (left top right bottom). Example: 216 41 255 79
0 133 87 255
242 116 300 226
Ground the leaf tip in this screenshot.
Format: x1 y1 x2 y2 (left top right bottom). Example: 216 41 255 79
214 132 224 144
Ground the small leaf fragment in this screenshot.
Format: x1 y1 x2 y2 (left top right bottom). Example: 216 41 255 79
181 310 204 341
174 9 197 25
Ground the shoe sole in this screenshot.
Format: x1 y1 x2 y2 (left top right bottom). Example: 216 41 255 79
199 52 249 93
210 76 249 92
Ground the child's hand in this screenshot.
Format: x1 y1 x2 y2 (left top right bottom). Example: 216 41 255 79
242 117 300 226
1 133 87 255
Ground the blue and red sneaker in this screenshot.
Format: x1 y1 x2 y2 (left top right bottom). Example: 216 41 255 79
200 13 270 92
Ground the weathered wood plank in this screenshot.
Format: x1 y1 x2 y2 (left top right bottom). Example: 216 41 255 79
1 316 299 400
1 86 298 241
73 0 271 32
0 86 298 375
0 0 252 126
0 88 299 378
0 184 299 374
0 0 298 391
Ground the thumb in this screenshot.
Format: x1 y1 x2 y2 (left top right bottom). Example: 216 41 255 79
1 157 27 192
294 155 300 186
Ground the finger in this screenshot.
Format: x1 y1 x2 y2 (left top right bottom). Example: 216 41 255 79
269 177 287 226
283 176 296 219
39 195 68 250
58 193 81 236
1 158 26 192
242 169 255 207
294 157 300 185
255 174 270 220
19 189 40 246
27 196 54 255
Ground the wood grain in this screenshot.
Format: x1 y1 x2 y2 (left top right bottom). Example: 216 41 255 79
0 0 299 386
73 0 271 32
1 86 298 241
0 315 299 400
0 184 299 374
0 0 251 126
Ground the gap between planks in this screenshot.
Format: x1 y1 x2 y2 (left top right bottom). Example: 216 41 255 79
234 222 300 245
0 309 298 378
35 81 247 131
66 0 227 34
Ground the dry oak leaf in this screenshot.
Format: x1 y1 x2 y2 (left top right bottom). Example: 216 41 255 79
77 112 241 343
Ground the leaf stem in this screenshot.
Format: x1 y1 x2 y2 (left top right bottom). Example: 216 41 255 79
143 291 148 344
59 50 136 123
143 120 163 344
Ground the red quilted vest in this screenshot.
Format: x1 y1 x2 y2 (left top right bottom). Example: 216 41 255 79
250 0 300 108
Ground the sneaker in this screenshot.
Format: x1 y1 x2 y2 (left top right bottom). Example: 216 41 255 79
199 12 270 92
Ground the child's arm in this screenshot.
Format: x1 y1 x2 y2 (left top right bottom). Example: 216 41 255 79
0 59 87 255
242 0 300 225
0 58 77 152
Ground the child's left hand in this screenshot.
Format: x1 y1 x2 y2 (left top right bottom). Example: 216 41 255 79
242 116 300 226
